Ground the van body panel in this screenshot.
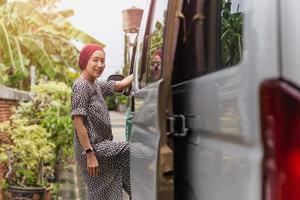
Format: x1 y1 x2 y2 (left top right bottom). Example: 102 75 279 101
173 0 280 199
172 67 262 200
128 0 285 199
129 0 174 198
128 0 161 199
245 0 280 81
130 81 161 200
281 0 300 87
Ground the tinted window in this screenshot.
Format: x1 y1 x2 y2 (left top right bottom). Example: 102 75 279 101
139 0 168 88
172 0 244 84
145 1 168 85
221 0 244 67
133 0 151 88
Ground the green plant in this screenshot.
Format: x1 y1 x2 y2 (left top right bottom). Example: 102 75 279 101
16 81 73 159
0 143 10 165
221 0 244 66
105 95 117 110
0 0 105 89
117 95 128 105
0 80 73 188
0 120 54 187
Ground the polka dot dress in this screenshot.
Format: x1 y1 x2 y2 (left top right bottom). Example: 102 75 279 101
71 77 131 200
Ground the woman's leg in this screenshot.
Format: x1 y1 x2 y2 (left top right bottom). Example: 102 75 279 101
122 150 131 196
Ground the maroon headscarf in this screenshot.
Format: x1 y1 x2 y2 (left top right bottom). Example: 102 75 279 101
79 44 104 70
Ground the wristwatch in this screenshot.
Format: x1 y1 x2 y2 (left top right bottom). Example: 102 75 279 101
83 147 94 155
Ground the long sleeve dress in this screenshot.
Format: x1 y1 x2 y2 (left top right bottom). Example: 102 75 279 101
71 77 130 200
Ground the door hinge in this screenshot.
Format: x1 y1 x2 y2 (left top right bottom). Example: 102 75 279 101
166 114 189 137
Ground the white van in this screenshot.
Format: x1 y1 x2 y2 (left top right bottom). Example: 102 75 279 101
121 0 300 199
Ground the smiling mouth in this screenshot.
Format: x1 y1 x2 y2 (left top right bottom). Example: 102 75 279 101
96 70 102 73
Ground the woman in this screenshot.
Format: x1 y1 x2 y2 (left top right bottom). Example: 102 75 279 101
71 43 133 200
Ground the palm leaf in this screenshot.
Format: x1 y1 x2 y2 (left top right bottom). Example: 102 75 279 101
0 0 6 6
38 22 105 47
28 0 60 11
33 31 79 66
1 1 48 26
52 9 74 18
19 36 56 79
10 35 29 77
39 11 105 46
67 26 105 47
0 20 16 69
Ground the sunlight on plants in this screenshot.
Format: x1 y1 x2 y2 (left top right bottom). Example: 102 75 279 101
0 0 104 90
0 80 72 190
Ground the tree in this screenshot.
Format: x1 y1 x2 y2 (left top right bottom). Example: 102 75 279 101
221 0 244 66
0 0 105 89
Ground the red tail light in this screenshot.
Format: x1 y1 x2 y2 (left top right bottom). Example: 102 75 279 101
260 79 300 200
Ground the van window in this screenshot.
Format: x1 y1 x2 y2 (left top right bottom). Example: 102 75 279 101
221 0 244 67
139 0 168 87
172 0 244 84
133 0 151 88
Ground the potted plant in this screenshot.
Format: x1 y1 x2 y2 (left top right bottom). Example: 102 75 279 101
0 119 55 200
116 94 128 112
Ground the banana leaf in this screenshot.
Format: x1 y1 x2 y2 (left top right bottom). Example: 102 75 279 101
40 11 105 46
33 31 79 67
10 35 29 78
19 36 56 79
1 1 48 26
52 9 74 18
0 20 17 70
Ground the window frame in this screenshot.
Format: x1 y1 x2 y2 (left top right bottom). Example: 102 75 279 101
137 0 156 89
171 0 245 85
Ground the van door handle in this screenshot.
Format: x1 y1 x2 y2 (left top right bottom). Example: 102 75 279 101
166 114 204 137
166 114 189 137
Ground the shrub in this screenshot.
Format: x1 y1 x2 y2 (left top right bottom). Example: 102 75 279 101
0 120 54 187
16 81 73 158
0 80 73 187
105 95 117 110
117 95 128 105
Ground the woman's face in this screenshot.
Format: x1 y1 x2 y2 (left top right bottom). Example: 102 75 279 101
84 50 105 79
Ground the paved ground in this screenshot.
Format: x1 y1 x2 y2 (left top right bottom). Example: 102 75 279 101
59 111 129 200
110 111 127 142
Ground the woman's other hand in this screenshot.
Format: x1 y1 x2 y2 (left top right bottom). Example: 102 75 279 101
115 74 133 92
86 152 100 176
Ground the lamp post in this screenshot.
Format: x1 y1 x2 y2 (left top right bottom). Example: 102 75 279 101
122 7 143 76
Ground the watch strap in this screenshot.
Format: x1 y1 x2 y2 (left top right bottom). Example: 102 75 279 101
82 147 94 155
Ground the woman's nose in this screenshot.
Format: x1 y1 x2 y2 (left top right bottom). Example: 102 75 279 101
96 62 105 68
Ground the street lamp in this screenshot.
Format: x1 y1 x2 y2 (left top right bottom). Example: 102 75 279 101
122 7 143 76
122 6 143 34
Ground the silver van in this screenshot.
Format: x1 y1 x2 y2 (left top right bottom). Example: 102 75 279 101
120 0 300 199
